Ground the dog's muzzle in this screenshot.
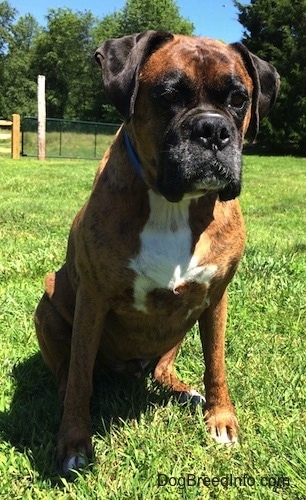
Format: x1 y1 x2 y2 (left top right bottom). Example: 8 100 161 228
157 111 242 203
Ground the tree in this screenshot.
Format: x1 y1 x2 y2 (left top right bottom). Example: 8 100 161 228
2 15 39 117
0 0 194 122
0 0 16 54
0 1 16 116
234 0 306 155
31 8 97 119
119 0 194 35
94 0 193 41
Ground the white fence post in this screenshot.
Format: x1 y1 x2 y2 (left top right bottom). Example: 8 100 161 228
37 75 46 160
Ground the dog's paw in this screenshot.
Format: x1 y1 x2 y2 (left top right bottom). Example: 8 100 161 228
205 406 239 445
62 454 88 475
177 389 206 407
56 429 93 475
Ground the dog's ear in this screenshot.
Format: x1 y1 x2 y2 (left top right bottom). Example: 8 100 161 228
95 31 173 121
230 43 280 141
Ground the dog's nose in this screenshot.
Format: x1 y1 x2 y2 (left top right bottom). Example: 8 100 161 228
192 114 231 152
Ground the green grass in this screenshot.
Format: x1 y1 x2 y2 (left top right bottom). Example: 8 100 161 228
0 154 305 499
22 130 118 159
0 137 11 157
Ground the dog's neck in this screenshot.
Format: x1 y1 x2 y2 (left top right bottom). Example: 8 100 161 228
124 131 143 179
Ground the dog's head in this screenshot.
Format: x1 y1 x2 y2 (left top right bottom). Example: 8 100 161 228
95 31 279 202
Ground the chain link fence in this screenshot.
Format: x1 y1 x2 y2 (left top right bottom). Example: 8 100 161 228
21 116 120 159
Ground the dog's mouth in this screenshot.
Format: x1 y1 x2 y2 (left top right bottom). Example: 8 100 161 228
156 113 242 203
156 150 241 203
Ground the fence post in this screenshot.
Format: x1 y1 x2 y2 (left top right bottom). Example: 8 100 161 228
38 75 46 160
94 123 97 158
59 120 62 157
11 114 20 159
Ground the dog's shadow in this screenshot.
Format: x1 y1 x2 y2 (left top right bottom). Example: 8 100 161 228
0 353 173 481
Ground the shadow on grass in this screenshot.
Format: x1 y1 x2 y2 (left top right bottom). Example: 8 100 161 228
0 353 172 483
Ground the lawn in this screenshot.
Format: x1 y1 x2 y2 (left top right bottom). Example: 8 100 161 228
22 126 119 159
0 154 305 499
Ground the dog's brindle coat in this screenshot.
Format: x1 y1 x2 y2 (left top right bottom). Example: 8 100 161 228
35 32 279 472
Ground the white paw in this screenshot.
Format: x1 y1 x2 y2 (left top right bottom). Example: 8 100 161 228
210 427 239 445
177 389 206 407
63 455 87 474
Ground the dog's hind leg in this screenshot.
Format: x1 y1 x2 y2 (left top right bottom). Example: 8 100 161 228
154 343 206 406
34 267 74 402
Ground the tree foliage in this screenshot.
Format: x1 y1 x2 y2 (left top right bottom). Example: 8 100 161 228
0 0 193 122
0 0 15 54
94 0 193 41
119 0 193 36
2 15 39 117
0 1 15 115
234 0 306 155
31 8 97 119
0 3 39 117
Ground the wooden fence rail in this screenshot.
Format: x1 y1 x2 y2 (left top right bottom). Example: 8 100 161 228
0 114 20 159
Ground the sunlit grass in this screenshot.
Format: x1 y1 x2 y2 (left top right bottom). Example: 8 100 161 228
22 129 119 159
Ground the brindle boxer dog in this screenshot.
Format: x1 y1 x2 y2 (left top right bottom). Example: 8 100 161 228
35 31 279 472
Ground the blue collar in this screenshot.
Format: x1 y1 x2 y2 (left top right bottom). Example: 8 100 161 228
124 131 143 179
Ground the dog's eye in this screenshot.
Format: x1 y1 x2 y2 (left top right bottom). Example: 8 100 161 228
161 88 181 103
228 92 248 110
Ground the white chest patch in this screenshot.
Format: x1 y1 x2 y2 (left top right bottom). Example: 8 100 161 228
129 190 217 312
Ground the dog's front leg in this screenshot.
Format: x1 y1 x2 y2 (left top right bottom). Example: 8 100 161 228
199 290 239 444
56 287 108 473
